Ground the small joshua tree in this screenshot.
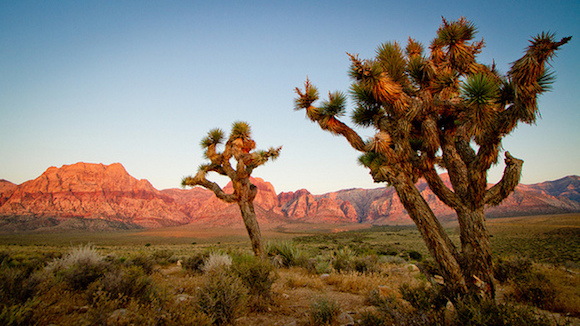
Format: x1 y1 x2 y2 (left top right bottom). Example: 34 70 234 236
182 121 281 257
294 17 570 299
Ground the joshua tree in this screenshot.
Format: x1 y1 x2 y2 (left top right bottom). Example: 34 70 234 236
182 121 281 257
295 17 570 299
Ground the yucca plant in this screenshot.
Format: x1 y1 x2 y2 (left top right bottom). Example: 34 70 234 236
295 17 570 299
183 121 281 257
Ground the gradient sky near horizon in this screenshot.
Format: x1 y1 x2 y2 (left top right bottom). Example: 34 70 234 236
1 1 579 195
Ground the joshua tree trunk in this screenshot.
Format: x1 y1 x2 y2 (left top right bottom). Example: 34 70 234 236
391 174 468 296
238 199 264 258
456 208 495 297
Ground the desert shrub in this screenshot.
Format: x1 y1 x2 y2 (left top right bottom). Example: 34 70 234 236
202 252 232 274
366 288 446 326
124 253 155 274
407 250 423 261
266 240 304 267
182 252 209 274
151 249 174 265
399 282 447 312
46 244 110 291
0 298 39 326
309 297 341 326
494 257 533 283
314 256 333 274
232 255 276 311
195 269 248 325
353 255 379 274
89 265 155 302
356 310 391 326
332 247 356 272
0 265 43 306
453 298 552 326
511 271 557 310
416 259 441 277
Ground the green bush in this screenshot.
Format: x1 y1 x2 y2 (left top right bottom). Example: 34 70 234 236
0 266 42 306
46 244 110 291
309 297 341 326
0 298 39 326
454 298 552 326
195 269 248 325
512 272 557 310
356 310 390 326
266 241 303 268
407 250 423 261
332 247 356 273
494 257 533 283
182 253 209 274
232 255 276 311
125 253 155 274
399 283 447 312
89 265 155 302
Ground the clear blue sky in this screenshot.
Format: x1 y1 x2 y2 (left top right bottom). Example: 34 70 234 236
1 1 578 194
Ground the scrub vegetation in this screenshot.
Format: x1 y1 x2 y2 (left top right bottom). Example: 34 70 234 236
0 214 578 325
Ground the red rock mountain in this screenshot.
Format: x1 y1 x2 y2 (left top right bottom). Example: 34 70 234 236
0 163 189 228
1 163 579 231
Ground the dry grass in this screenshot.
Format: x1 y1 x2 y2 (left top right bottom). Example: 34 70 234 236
1 213 580 325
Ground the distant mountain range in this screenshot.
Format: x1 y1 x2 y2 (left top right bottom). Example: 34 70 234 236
1 162 579 231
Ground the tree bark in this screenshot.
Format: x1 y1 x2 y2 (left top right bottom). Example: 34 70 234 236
456 207 495 299
237 199 264 258
391 173 468 296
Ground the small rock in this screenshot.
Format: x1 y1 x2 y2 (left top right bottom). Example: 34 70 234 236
407 264 419 272
337 312 354 326
175 294 193 303
434 275 445 285
320 273 331 280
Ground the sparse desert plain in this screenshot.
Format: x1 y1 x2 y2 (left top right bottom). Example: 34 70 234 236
1 214 579 325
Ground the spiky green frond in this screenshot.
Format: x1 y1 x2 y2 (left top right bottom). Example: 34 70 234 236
294 78 320 110
537 69 556 92
200 128 225 149
461 73 499 106
358 151 383 168
407 55 430 87
351 104 379 127
406 38 424 57
230 121 252 140
320 91 347 117
376 42 407 85
181 175 196 187
436 17 477 47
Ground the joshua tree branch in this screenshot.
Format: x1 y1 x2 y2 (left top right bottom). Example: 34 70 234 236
484 152 524 206
182 171 238 203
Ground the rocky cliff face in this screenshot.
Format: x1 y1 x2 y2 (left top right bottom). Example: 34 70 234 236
0 163 189 228
1 163 579 231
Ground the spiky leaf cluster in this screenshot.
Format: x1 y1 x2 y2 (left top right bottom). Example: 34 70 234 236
295 17 570 187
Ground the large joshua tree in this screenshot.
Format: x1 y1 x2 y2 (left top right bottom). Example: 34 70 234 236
182 121 281 257
295 18 570 299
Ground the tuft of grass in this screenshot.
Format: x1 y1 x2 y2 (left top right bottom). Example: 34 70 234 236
266 240 305 268
308 297 341 326
181 252 209 274
195 269 248 326
202 252 232 274
45 244 110 291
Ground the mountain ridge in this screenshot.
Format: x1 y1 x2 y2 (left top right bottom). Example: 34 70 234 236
1 162 579 231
